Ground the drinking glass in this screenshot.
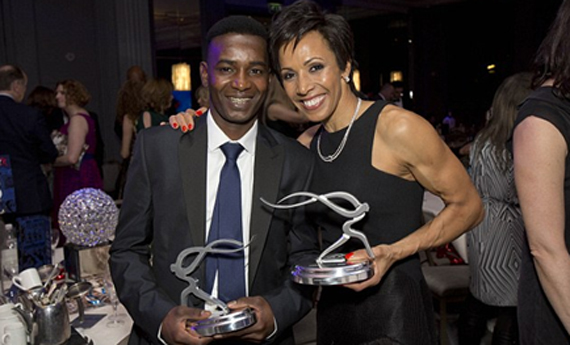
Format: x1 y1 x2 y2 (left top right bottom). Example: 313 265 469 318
2 260 18 294
104 277 125 328
51 229 60 265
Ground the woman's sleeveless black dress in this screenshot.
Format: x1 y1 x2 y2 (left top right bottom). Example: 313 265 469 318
308 101 436 345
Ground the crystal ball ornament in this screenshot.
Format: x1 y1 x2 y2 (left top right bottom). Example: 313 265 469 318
58 188 119 247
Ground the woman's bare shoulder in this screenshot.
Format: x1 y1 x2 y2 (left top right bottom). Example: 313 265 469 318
377 105 430 141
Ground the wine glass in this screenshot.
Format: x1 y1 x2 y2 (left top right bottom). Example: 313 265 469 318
104 277 125 328
50 229 60 265
2 260 18 294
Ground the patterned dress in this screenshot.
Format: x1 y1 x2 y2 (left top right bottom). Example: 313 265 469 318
467 139 524 306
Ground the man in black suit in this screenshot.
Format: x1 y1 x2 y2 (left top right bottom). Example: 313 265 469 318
0 65 58 268
110 16 316 345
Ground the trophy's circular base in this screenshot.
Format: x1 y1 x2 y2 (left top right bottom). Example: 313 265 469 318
291 260 374 285
192 308 256 337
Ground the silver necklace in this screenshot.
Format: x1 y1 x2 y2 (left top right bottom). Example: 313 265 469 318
317 98 362 163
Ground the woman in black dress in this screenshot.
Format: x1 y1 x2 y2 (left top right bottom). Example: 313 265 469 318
269 1 483 344
511 1 570 343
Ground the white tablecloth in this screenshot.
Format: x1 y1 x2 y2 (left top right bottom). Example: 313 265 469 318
71 304 132 345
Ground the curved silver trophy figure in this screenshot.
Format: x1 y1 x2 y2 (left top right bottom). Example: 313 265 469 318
170 239 256 336
261 191 375 285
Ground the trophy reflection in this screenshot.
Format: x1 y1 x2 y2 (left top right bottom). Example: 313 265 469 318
262 191 375 285
170 239 256 336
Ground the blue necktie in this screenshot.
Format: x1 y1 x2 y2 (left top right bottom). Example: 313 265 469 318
205 143 246 302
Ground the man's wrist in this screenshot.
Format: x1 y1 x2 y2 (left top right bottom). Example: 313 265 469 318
157 323 168 345
266 317 278 340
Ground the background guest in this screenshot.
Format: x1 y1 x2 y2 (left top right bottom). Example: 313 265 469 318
194 84 209 109
391 81 407 109
377 82 394 101
114 65 147 139
135 78 173 132
263 74 309 138
115 75 146 200
511 0 570 342
458 72 532 345
52 79 103 242
0 65 58 269
27 85 63 132
117 77 146 160
27 85 63 194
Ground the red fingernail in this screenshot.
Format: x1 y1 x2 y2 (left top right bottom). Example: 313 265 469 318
182 125 187 132
188 124 193 130
172 122 179 129
345 252 354 260
196 110 203 116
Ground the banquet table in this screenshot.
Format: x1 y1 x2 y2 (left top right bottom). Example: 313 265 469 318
53 248 132 345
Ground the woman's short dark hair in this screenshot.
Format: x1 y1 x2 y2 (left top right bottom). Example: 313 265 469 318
27 85 57 113
269 0 356 84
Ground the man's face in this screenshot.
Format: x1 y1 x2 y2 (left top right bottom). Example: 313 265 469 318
381 85 394 101
201 33 269 136
393 87 403 100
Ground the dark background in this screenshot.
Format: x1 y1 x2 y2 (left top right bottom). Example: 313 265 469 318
156 0 563 131
1 0 563 162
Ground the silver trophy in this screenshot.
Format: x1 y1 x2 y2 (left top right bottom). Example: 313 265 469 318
261 191 375 285
170 239 256 336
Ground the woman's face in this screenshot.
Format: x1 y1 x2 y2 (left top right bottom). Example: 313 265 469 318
55 85 67 108
278 31 350 124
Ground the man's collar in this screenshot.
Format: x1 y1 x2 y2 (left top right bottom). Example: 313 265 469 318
207 111 258 155
0 92 15 100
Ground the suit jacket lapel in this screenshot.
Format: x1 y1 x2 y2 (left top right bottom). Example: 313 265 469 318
179 117 208 247
249 126 284 287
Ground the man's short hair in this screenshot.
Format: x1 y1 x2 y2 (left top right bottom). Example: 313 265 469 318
0 65 25 91
206 15 268 47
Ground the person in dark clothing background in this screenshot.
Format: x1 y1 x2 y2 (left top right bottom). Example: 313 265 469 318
0 64 58 269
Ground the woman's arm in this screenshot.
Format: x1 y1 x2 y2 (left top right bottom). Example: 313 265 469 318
347 107 483 291
513 116 570 333
142 111 152 129
266 103 307 124
121 116 135 159
296 125 319 148
54 114 88 167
